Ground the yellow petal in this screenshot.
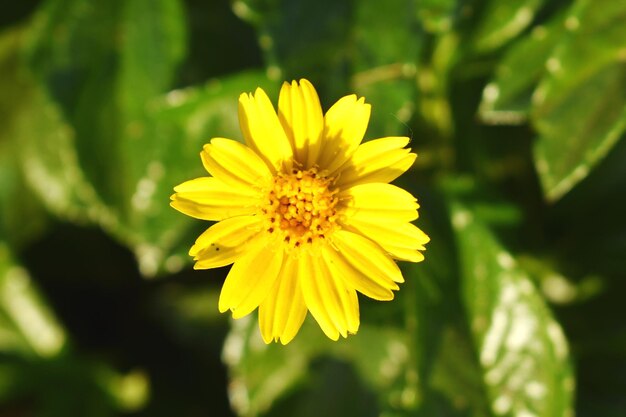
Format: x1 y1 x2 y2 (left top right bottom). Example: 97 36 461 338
218 240 283 319
322 230 402 301
320 255 360 334
258 256 307 344
341 219 430 263
317 95 371 173
332 230 404 283
170 177 260 221
308 255 359 338
280 298 307 344
201 138 272 188
238 88 293 172
277 79 324 167
298 252 340 340
336 137 416 188
190 215 263 269
339 183 419 223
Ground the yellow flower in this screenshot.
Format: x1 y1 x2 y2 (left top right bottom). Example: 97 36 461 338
171 79 429 344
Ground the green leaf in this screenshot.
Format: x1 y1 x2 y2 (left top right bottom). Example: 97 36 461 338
1 7 110 230
451 202 574 417
224 318 408 417
235 0 352 93
2 24 116 231
400 192 491 417
478 15 565 124
0 27 48 249
416 0 457 34
415 33 458 139
531 0 626 201
518 255 603 305
18 0 286 276
544 136 626 279
15 66 274 277
351 0 422 138
19 0 187 238
471 0 545 53
0 243 66 358
23 0 187 208
13 75 116 229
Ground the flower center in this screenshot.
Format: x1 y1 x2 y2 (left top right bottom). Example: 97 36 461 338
262 168 338 249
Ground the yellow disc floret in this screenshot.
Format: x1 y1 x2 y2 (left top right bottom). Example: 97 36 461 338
263 168 338 249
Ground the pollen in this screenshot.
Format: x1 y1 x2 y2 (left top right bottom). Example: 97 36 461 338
263 168 339 249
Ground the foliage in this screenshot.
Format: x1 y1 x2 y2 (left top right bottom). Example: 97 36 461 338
1 0 625 416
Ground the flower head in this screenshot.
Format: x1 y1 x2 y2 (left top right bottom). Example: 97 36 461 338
171 79 429 344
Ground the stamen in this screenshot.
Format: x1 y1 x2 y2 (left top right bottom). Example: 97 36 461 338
262 168 338 249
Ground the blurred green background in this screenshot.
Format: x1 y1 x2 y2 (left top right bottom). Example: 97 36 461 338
1 0 625 416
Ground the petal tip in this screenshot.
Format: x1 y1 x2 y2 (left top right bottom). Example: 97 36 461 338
192 262 208 270
327 332 341 341
279 335 294 345
238 92 250 102
254 87 268 98
348 321 360 335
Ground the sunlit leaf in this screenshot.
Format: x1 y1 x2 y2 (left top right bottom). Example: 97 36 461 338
471 0 545 53
23 0 186 207
518 255 603 305
18 0 189 276
1 9 112 231
477 0 626 200
13 74 116 229
17 0 281 276
452 202 574 417
416 0 457 34
415 33 458 139
478 15 564 124
531 0 626 201
0 243 66 357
